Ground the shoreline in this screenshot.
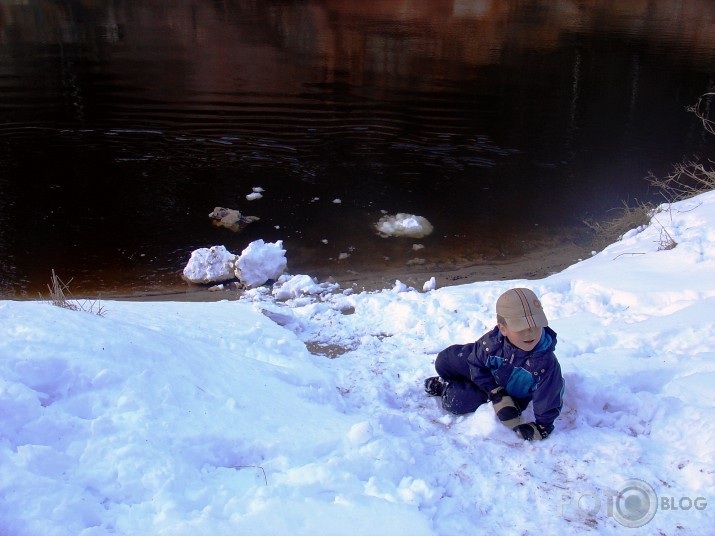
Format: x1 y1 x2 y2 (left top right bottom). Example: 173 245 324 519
2 233 593 303
101 239 592 303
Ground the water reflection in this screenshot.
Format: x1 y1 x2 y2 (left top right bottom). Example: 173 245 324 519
0 0 714 296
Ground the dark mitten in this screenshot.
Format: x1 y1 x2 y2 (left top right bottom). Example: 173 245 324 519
514 422 550 441
489 387 521 428
424 376 446 397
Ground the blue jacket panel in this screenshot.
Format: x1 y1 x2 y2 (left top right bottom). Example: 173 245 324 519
465 326 564 428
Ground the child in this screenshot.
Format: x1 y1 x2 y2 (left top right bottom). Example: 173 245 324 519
424 287 564 440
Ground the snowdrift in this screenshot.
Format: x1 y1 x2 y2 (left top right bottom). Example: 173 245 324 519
2 192 715 535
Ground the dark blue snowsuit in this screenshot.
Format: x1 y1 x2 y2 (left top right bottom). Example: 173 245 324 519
435 326 564 434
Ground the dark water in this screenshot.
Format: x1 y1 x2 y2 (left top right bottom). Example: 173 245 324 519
1 0 714 297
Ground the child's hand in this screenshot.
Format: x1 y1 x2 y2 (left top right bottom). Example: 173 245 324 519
513 422 550 440
489 387 521 428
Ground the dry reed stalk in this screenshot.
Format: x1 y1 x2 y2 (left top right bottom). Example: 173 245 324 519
42 270 106 316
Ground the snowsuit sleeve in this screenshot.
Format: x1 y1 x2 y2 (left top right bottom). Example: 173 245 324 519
465 335 500 394
532 357 564 432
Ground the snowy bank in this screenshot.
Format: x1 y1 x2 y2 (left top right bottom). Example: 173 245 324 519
2 192 715 534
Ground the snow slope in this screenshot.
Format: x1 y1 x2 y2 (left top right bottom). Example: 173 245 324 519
2 192 715 535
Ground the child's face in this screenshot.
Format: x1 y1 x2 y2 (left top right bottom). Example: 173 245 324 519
498 324 543 352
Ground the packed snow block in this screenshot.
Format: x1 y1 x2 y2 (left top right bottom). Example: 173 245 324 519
423 276 437 292
375 213 434 238
236 239 287 287
272 274 339 300
182 245 237 284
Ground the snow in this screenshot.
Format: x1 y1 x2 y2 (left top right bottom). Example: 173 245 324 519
423 276 437 292
375 213 434 238
272 274 339 301
246 187 264 201
184 240 288 288
235 239 287 287
181 245 236 284
3 192 715 535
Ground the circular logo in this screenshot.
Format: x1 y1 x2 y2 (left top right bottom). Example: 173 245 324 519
613 479 658 528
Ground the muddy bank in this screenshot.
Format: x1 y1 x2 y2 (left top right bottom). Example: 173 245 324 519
106 239 592 303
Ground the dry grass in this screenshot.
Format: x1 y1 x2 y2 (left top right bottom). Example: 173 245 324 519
584 198 679 253
586 93 714 252
42 269 106 316
583 200 655 251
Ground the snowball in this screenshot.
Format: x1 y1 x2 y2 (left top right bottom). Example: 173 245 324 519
235 240 287 287
333 199 342 204
392 280 410 293
182 245 237 284
422 277 436 292
246 192 263 201
272 274 320 300
347 421 373 446
460 404 500 439
375 213 434 238
397 476 435 506
272 275 340 300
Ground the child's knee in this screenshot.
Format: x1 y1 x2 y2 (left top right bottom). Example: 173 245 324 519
435 345 457 366
442 388 486 415
435 344 468 378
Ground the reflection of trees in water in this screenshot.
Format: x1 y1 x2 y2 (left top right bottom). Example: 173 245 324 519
0 0 714 295
1 1 713 115
2 1 714 61
1 0 712 169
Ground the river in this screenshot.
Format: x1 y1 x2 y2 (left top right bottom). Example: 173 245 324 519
1 0 714 297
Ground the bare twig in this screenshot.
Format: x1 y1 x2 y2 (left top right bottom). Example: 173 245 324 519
613 252 646 260
232 465 268 486
645 93 715 203
686 92 715 136
647 160 715 202
651 216 677 251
